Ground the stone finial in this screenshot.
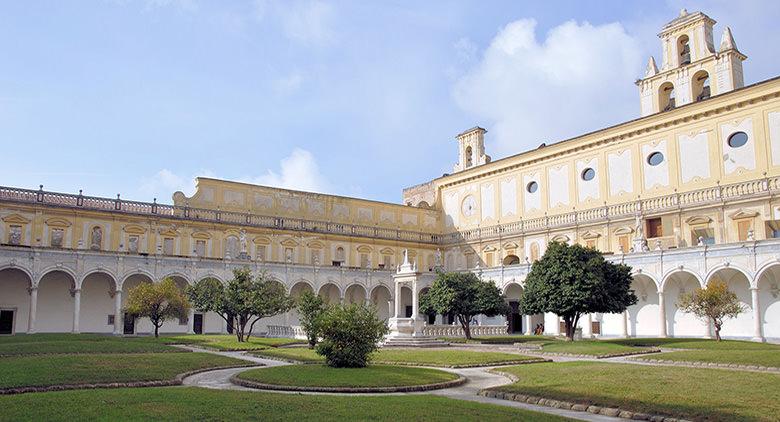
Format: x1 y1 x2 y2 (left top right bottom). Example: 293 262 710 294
719 26 737 52
644 56 658 77
679 8 688 17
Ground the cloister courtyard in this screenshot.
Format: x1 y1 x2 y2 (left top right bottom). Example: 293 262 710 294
0 333 778 421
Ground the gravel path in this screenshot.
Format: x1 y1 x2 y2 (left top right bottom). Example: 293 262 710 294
178 345 623 422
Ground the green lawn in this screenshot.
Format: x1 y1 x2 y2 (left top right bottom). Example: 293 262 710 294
158 334 305 351
0 352 248 389
537 339 654 356
237 364 458 388
252 347 539 367
608 337 780 350
0 335 180 355
491 361 780 421
637 349 780 368
0 387 573 422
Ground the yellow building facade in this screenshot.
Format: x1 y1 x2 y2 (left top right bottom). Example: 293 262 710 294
1 10 779 341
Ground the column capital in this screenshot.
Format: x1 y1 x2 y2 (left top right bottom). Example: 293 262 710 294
749 286 759 291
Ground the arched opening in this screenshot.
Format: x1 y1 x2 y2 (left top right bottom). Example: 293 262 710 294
80 272 117 333
706 268 752 338
659 82 676 112
37 270 76 332
627 274 659 337
253 279 287 335
465 146 473 168
288 281 314 326
318 283 341 305
400 286 413 318
677 35 691 65
756 264 780 340
192 276 226 334
158 275 191 334
344 284 367 305
503 255 520 266
121 273 154 335
692 70 711 102
370 285 392 322
0 268 33 334
662 271 704 337
504 283 524 334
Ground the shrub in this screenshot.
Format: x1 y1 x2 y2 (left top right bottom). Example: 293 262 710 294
315 303 389 368
297 291 327 348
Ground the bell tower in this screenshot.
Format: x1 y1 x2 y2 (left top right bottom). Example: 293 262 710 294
636 9 747 117
453 126 490 173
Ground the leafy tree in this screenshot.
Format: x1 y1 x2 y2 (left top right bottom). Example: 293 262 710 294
187 268 294 342
297 290 327 348
315 303 389 368
124 277 190 338
520 241 636 341
419 271 510 340
678 280 745 341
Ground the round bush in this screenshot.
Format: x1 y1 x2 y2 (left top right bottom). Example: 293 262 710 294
315 303 388 368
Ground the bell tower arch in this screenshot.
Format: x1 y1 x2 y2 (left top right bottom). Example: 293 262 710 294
453 126 490 173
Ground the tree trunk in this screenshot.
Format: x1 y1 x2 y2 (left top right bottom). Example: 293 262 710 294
458 315 472 340
154 322 159 338
714 321 722 342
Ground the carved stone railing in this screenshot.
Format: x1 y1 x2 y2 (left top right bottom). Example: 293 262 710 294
266 325 307 340
421 324 508 338
442 176 779 244
0 185 440 245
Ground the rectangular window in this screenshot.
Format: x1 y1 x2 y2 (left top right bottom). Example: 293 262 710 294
591 321 601 335
107 315 115 325
255 245 265 261
128 235 139 253
465 254 476 269
50 228 64 248
284 247 294 263
485 252 494 267
618 235 630 253
195 240 206 257
8 225 22 245
360 253 369 268
692 228 715 245
382 255 392 269
310 249 321 265
586 239 596 249
646 218 663 238
163 237 174 255
737 220 752 241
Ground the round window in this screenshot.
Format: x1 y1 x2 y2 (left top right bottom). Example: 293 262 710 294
647 152 664 166
727 131 748 148
526 181 538 193
581 168 595 181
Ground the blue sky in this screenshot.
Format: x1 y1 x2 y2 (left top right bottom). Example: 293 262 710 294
1 0 778 204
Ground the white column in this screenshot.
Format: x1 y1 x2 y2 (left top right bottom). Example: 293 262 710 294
365 293 371 306
388 301 394 319
113 290 123 335
393 282 401 318
658 292 668 338
621 310 629 338
411 282 419 319
187 308 195 334
72 288 81 334
750 287 764 342
524 314 532 335
582 314 592 338
28 286 38 334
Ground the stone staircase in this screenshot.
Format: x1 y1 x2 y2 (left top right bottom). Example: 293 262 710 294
382 336 449 348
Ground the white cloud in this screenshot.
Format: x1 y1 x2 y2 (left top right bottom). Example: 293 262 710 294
254 0 336 45
273 71 304 95
139 168 216 201
452 19 642 157
245 148 330 193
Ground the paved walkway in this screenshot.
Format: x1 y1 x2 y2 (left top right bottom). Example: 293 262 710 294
178 345 623 422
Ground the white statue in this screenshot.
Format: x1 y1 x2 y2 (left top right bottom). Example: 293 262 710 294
634 215 644 239
239 229 247 253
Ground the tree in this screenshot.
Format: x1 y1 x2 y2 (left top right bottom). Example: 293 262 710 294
419 271 510 340
678 280 745 341
520 241 636 341
124 277 190 338
315 303 389 368
297 290 327 348
187 268 294 342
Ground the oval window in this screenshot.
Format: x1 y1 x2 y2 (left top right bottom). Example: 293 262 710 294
526 181 538 193
581 168 595 181
647 152 664 166
727 131 748 148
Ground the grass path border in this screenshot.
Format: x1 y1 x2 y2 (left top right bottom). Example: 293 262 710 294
229 371 466 393
481 368 691 422
534 348 660 359
0 364 260 395
629 356 780 373
249 351 552 368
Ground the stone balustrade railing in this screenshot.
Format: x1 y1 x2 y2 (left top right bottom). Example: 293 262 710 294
441 175 779 244
0 185 440 245
421 324 508 337
266 325 307 340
